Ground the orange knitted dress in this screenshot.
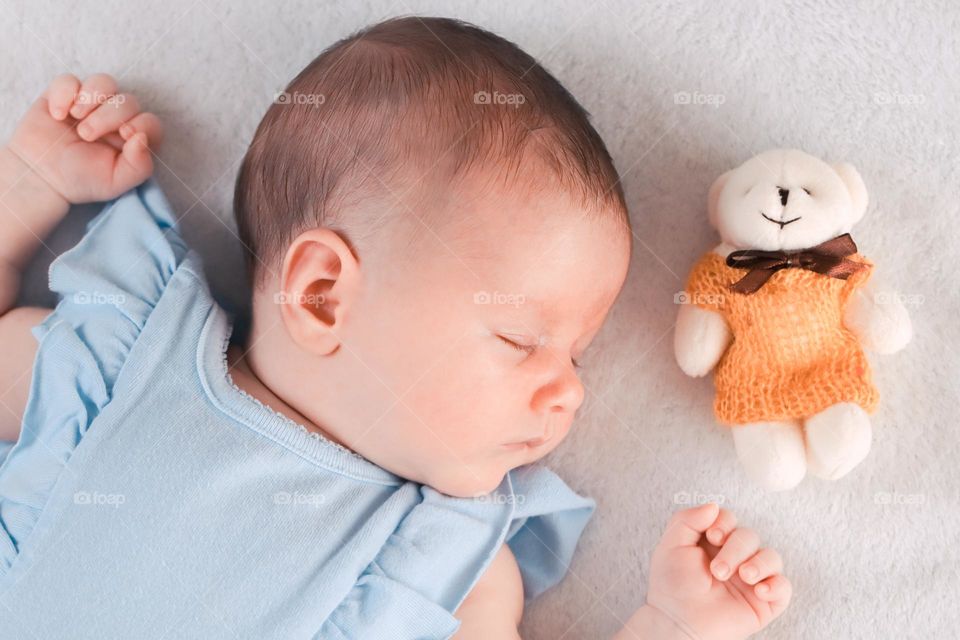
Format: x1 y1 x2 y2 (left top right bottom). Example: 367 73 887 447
685 250 879 426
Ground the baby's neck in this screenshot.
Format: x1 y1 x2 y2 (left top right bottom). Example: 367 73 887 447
226 344 352 450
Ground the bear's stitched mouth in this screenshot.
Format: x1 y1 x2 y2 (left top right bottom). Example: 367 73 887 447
760 211 801 229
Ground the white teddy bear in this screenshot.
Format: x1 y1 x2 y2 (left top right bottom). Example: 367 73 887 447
674 149 912 491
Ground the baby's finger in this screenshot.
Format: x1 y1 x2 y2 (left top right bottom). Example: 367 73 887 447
45 74 81 120
118 112 163 148
111 132 153 194
709 527 760 581
738 548 783 585
705 507 737 547
77 94 142 142
100 132 126 152
754 574 792 613
658 503 721 549
69 73 118 120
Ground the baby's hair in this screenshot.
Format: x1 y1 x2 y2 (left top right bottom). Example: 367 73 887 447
234 15 631 285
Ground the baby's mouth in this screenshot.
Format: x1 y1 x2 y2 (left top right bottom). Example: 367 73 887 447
505 424 552 449
761 211 801 229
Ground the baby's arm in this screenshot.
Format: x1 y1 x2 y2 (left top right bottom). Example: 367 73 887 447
0 145 64 440
0 74 161 441
453 543 524 639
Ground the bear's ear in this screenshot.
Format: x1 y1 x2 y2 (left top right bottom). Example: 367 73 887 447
832 162 868 224
707 170 731 229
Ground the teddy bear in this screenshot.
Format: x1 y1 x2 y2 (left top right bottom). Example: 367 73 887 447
674 149 912 491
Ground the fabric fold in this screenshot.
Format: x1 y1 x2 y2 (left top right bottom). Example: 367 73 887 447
0 179 188 574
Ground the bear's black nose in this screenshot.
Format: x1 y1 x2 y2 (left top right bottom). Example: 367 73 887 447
777 187 790 206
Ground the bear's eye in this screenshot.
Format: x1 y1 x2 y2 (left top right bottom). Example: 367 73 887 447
802 187 812 195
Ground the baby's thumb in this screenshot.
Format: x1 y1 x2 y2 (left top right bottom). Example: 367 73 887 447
658 502 721 549
111 132 152 194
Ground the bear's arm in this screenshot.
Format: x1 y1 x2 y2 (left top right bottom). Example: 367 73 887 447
841 255 912 354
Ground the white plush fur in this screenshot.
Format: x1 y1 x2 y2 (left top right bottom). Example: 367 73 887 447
732 420 807 491
804 402 873 481
677 148 912 491
673 303 731 377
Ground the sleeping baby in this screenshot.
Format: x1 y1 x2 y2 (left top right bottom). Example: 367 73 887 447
0 16 791 640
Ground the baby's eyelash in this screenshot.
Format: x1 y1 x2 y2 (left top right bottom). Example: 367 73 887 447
498 334 536 354
497 335 583 370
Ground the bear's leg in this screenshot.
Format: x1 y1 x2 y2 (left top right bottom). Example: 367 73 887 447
731 420 806 491
803 402 872 480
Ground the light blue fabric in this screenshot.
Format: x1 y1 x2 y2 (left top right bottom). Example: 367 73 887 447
0 179 596 639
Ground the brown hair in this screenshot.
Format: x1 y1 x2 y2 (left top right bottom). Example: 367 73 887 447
234 15 630 285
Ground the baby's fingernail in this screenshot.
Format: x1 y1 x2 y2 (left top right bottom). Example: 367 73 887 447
757 583 770 595
52 107 64 119
120 124 132 138
741 565 757 581
712 561 729 579
77 123 91 139
707 528 722 544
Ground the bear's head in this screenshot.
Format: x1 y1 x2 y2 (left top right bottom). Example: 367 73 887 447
707 149 868 252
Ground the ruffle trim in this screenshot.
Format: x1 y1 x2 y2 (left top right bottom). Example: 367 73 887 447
0 179 186 574
317 464 595 638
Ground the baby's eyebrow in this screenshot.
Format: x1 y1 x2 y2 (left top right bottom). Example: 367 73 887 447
495 296 604 340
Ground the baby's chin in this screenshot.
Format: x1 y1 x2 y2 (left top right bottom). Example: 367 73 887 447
422 464 511 499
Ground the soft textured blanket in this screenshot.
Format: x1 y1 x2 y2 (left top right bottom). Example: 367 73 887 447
3 1 957 637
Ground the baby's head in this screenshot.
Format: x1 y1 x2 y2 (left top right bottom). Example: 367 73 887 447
233 16 632 497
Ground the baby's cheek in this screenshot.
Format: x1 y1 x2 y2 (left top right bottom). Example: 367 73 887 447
399 391 482 459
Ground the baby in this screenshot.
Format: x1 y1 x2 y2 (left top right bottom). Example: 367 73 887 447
0 16 790 640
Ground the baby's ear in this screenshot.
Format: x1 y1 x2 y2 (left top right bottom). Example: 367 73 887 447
707 170 731 229
832 162 868 224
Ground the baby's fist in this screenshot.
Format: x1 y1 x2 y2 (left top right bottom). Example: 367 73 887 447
646 503 792 640
7 73 162 204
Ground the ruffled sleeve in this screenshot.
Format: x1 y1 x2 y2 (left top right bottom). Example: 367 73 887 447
684 252 730 313
0 178 188 574
840 253 874 306
503 463 596 603
317 464 595 638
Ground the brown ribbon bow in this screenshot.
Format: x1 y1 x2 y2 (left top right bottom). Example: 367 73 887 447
725 233 868 294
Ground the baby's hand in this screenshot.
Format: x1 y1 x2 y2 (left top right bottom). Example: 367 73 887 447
7 73 162 204
645 503 792 639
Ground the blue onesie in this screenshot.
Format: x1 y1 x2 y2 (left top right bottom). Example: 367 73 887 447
0 180 595 639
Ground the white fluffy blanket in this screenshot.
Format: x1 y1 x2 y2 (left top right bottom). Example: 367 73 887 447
3 1 957 638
